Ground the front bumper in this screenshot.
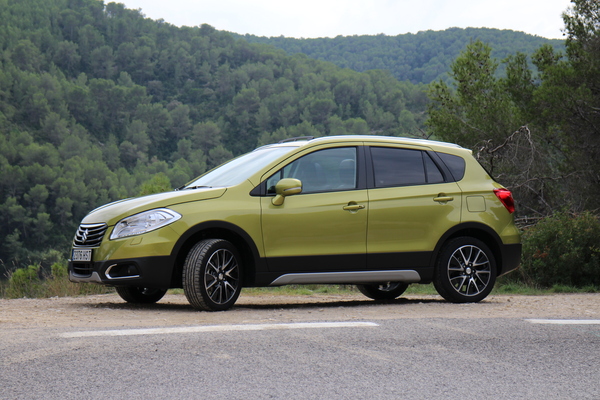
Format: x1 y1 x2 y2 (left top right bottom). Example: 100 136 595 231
68 255 175 288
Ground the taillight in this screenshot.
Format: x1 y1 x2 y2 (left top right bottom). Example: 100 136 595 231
494 188 515 214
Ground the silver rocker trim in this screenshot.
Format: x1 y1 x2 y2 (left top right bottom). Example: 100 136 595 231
269 270 421 286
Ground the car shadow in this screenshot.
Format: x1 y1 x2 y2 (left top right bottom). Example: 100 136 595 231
84 296 448 312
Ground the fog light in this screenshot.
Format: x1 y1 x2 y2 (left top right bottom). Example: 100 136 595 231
105 264 140 279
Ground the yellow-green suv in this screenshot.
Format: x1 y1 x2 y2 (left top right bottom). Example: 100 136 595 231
68 136 521 311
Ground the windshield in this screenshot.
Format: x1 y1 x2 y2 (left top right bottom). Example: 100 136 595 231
184 146 297 189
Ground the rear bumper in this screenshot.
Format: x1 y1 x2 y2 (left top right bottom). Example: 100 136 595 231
68 255 174 288
499 243 522 276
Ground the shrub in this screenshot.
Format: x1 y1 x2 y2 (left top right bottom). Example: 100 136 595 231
5 265 43 298
3 261 110 298
518 211 600 288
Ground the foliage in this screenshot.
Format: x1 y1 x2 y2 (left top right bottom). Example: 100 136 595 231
4 265 43 298
1 0 596 294
426 0 600 217
2 261 108 298
138 172 172 196
426 41 557 215
240 28 565 85
0 0 430 270
514 211 600 288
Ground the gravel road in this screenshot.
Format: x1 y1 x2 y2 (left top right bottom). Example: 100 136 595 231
1 291 598 329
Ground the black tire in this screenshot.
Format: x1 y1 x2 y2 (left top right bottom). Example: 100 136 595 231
115 286 167 304
182 239 243 311
433 237 496 303
357 282 409 300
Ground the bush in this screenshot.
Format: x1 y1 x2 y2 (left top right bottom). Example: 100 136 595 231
3 262 111 298
5 265 43 298
517 211 600 288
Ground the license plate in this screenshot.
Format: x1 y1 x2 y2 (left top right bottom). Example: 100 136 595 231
72 249 92 262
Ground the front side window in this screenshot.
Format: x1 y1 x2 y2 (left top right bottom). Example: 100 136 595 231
266 147 357 194
371 147 445 188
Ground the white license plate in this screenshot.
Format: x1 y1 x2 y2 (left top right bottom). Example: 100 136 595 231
72 249 92 262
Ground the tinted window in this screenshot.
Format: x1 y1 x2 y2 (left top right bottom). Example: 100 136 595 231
437 152 466 181
424 153 445 184
371 147 426 187
267 147 357 194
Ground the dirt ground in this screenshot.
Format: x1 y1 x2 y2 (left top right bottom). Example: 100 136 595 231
1 292 598 330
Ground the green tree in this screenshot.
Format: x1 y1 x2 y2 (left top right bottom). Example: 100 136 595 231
533 0 600 209
138 173 172 196
90 45 115 79
53 41 81 76
427 41 556 215
426 0 600 216
11 40 44 72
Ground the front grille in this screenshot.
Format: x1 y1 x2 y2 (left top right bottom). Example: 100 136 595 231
73 223 108 247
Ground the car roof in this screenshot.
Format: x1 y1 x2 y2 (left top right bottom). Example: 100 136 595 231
258 135 466 152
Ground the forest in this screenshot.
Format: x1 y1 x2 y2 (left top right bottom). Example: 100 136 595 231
0 0 427 272
240 28 565 84
0 0 598 287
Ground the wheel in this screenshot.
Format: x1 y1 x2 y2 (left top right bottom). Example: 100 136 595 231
115 286 167 304
182 239 243 311
433 237 496 303
357 282 409 300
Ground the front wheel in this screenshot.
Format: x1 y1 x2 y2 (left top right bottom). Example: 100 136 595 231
357 282 409 300
115 286 168 304
433 237 496 303
182 239 243 311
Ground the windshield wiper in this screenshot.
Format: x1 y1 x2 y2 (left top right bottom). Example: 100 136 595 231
176 185 213 191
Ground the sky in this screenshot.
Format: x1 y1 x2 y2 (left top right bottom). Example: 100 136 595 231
119 0 572 40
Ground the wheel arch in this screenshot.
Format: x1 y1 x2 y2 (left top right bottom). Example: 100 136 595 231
431 222 504 276
169 221 263 288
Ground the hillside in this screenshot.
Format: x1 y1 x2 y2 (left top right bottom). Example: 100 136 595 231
0 0 427 269
240 28 565 84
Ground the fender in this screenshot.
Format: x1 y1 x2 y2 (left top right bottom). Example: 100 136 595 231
169 220 266 287
430 221 505 270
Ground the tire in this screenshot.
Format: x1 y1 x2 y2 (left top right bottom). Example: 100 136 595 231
182 239 243 311
357 282 409 300
115 286 167 304
433 237 496 303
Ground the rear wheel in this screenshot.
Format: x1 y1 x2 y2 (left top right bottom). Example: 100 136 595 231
357 282 409 300
182 239 242 311
433 237 496 303
115 286 167 304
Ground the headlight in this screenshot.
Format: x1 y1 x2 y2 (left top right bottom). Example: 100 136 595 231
110 208 182 240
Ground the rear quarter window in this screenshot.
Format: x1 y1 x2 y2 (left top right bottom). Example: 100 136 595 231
437 152 466 181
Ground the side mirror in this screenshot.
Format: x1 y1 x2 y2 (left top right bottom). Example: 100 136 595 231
272 178 302 206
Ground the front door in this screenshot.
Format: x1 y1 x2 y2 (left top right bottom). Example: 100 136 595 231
260 146 368 273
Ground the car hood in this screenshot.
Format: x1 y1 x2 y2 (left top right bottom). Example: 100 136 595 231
82 187 227 225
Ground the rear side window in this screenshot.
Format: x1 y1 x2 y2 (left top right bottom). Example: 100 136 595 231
371 147 445 187
437 152 466 181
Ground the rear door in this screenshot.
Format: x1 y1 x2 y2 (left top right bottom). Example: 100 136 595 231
366 145 462 269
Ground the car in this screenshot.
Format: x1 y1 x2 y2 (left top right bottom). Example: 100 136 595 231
68 135 521 311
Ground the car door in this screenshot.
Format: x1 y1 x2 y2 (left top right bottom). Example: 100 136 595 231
366 145 462 270
260 146 368 273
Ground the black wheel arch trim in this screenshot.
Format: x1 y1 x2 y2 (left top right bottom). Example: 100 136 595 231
431 222 514 276
169 220 265 287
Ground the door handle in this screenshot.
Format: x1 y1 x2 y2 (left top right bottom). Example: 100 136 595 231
434 195 454 203
343 204 365 211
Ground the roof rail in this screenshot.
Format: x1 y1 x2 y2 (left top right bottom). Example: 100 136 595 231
278 136 314 143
